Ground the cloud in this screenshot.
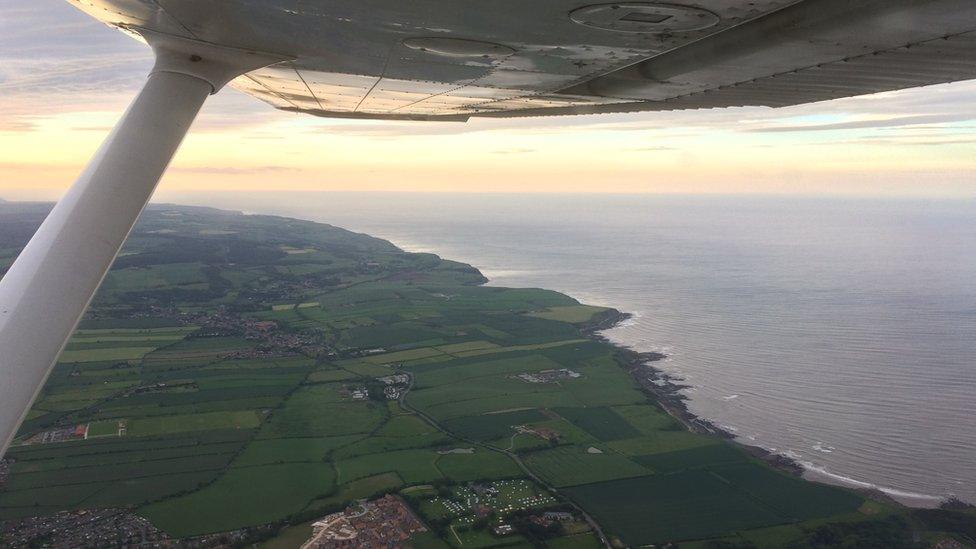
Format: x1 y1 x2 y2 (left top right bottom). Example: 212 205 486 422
0 1 153 132
0 119 37 132
491 148 536 154
748 113 976 133
811 137 976 147
629 145 677 151
170 166 298 175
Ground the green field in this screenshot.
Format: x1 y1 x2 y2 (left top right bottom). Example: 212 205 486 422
258 385 385 438
102 263 208 291
86 420 121 438
435 449 522 481
544 534 604 549
127 410 261 436
567 473 781 544
58 346 159 363
0 434 249 519
140 463 336 537
336 449 443 484
441 409 548 441
610 403 680 433
305 472 404 510
451 339 588 358
526 305 609 324
411 354 562 386
73 327 197 337
233 436 361 466
711 462 864 521
567 465 864 545
70 329 195 341
364 347 447 364
605 430 717 456
333 432 450 458
523 445 650 487
329 414 450 457
435 340 500 354
553 407 641 441
307 368 359 382
631 442 749 472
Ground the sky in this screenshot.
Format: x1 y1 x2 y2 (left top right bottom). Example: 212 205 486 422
1 1 975 199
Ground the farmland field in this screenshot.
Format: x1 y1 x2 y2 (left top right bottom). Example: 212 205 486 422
140 463 336 537
58 346 159 363
523 445 650 487
566 463 866 546
233 436 361 466
631 442 749 472
710 462 864 520
257 385 385 438
553 407 641 441
526 305 609 324
566 472 784 544
0 203 949 548
606 430 717 455
336 449 442 484
441 409 548 441
305 472 404 510
127 411 261 436
435 449 522 481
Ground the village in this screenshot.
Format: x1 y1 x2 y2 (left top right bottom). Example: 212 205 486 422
187 310 329 358
301 495 426 548
0 509 170 548
22 424 88 445
512 368 581 384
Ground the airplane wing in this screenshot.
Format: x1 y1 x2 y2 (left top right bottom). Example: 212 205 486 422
68 0 976 121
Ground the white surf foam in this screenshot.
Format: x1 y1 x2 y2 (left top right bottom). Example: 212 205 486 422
800 461 944 506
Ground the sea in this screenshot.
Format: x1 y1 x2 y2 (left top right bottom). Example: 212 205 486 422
164 192 976 506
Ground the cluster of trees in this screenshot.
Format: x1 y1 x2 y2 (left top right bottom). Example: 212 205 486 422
420 503 571 547
508 509 567 546
912 508 976 544
698 508 976 549
797 516 916 548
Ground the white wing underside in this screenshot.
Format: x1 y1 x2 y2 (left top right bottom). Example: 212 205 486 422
66 0 976 121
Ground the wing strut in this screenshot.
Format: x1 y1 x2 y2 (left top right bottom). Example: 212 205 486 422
0 33 284 454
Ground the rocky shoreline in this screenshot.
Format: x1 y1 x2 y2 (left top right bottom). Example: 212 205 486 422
582 306 975 509
584 307 824 479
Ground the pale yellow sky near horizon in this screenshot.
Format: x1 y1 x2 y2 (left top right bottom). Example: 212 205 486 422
2 1 976 200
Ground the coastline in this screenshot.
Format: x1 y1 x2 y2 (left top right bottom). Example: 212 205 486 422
376 228 962 510
579 308 807 478
578 306 956 509
162 193 976 509
4 200 973 548
228 204 966 509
